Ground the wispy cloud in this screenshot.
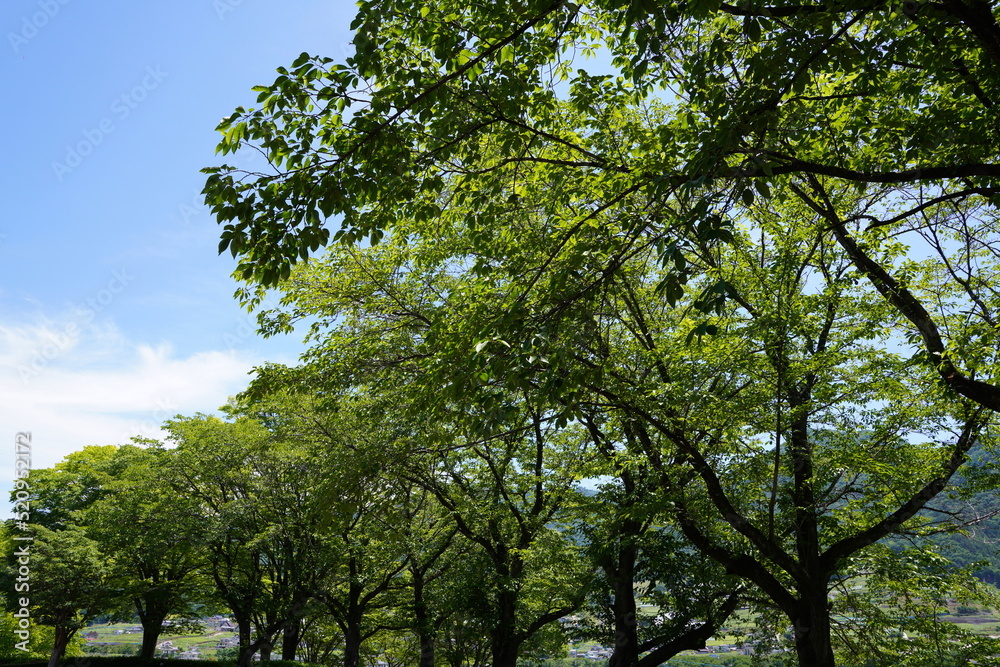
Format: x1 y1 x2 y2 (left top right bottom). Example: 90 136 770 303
0 317 259 483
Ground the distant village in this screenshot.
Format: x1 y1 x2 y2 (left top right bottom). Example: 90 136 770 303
85 616 242 661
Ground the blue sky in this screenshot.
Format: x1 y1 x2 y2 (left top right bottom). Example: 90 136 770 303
2 1 359 486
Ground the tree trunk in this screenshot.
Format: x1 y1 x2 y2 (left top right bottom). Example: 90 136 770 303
343 622 362 667
139 629 161 660
602 466 644 667
787 406 836 667
489 589 522 667
791 592 835 667
607 542 640 667
412 567 436 667
136 599 168 660
490 641 521 667
281 618 301 660
236 616 255 667
418 634 436 667
47 625 72 667
237 645 256 667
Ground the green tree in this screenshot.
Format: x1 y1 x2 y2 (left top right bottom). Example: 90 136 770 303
411 422 592 667
563 194 999 666
305 457 410 667
164 399 419 667
235 184 1000 666
380 481 462 667
578 456 742 667
82 443 210 659
232 393 416 667
243 235 604 666
20 445 122 530
29 526 120 667
203 0 1000 417
0 612 80 661
7 445 177 663
163 414 306 667
201 4 1000 664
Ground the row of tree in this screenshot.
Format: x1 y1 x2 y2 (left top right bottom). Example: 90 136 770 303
2 393 745 667
228 181 1000 667
8 189 1000 667
9 0 1000 664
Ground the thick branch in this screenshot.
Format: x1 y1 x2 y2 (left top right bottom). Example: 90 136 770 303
940 0 1000 71
636 592 741 667
671 436 807 582
761 156 1000 183
790 179 1000 412
673 510 798 614
820 411 985 568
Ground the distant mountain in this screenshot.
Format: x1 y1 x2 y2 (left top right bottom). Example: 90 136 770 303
885 444 1000 586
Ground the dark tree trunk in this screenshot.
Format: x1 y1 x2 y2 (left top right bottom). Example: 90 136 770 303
412 569 436 667
787 406 836 667
236 616 255 667
47 625 72 667
136 599 169 660
791 591 836 667
490 641 521 667
139 629 161 660
338 571 366 667
418 634 436 667
237 645 255 666
489 588 522 667
607 543 640 667
591 463 645 667
281 618 301 660
239 636 276 666
343 622 362 667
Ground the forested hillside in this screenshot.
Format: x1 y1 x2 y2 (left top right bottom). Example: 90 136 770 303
894 446 1000 586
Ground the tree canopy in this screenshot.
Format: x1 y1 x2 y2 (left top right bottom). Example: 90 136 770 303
199 1 1000 665
204 0 1000 410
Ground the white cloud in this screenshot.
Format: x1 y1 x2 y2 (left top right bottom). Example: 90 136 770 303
0 317 260 486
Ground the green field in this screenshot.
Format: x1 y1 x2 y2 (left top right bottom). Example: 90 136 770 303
81 622 239 659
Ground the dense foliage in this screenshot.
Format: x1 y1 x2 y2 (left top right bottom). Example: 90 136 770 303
197 0 1000 663
5 409 999 666
7 0 1000 666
